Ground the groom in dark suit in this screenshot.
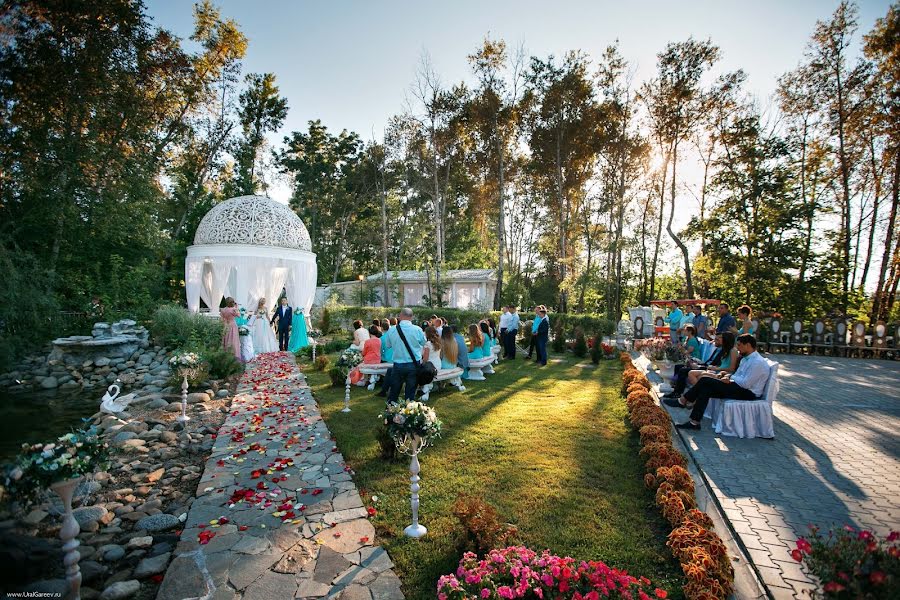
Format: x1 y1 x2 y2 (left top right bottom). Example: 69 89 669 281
270 296 292 351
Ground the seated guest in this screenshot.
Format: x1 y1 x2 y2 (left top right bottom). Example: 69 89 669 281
451 325 470 372
372 318 381 330
686 331 740 392
362 326 382 364
665 335 770 430
440 327 459 370
431 315 443 336
665 332 729 399
735 304 755 335
479 321 494 355
683 325 702 360
467 323 485 360
488 318 498 341
423 326 442 373
350 320 370 350
389 317 398 327
715 303 736 338
691 304 709 339
380 318 390 332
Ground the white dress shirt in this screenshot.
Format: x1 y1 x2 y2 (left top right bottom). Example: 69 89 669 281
499 311 511 330
730 351 770 397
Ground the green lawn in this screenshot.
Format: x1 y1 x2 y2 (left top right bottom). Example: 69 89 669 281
301 352 684 599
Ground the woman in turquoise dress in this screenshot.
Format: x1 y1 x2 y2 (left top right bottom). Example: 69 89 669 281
287 307 309 352
479 321 494 355
467 324 485 360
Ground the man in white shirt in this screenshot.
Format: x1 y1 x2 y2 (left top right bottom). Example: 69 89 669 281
666 334 770 430
505 305 521 359
499 307 510 339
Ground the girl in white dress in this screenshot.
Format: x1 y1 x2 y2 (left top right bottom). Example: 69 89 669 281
423 326 442 372
250 297 278 354
236 307 256 363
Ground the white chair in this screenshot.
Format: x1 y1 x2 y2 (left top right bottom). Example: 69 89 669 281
467 356 495 380
420 367 466 401
358 362 393 391
703 358 779 439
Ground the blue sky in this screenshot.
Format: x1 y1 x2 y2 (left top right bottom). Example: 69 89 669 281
145 0 891 147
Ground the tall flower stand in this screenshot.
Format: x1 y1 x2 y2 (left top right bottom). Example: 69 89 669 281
310 338 317 362
51 476 84 600
402 435 427 538
178 373 191 423
343 374 352 413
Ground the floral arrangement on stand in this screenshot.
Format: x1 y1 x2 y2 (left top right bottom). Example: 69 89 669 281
2 424 110 504
380 401 442 453
634 338 669 362
337 348 363 373
437 546 668 600
307 328 323 339
664 343 690 364
238 325 250 337
621 353 735 599
168 350 207 387
791 525 898 597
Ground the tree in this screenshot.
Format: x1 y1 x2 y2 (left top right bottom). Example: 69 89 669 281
641 38 720 299
226 72 288 196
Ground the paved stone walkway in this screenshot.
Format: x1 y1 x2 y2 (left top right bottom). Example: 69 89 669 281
158 352 403 600
660 354 900 599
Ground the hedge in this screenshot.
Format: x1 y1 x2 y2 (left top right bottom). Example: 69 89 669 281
317 305 616 340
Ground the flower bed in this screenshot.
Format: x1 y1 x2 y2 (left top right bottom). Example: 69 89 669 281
620 352 735 599
437 546 668 600
791 525 898 597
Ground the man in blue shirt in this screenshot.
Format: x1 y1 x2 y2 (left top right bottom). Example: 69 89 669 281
382 307 426 403
665 301 683 343
691 304 709 339
715 303 737 338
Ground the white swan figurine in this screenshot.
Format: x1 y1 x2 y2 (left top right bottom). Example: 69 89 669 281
100 384 136 414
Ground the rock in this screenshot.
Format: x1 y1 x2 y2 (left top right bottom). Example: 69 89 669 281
159 431 177 443
272 540 316 574
242 571 299 600
73 506 108 528
295 578 330 598
312 518 375 554
145 468 165 483
164 402 183 413
99 579 140 600
232 535 270 555
186 392 210 404
40 376 59 389
216 390 229 398
80 560 107 583
133 551 170 578
94 358 111 368
146 398 168 409
99 544 126 562
23 508 49 525
28 580 68 597
126 536 153 549
369 571 403 600
138 354 153 366
135 513 179 532
112 431 138 445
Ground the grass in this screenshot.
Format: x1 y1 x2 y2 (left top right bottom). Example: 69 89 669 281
301 352 684 599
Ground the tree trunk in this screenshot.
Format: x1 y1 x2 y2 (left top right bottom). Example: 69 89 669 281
495 116 506 310
666 141 694 297
872 147 899 321
378 149 390 306
649 153 670 301
834 64 853 312
859 137 882 292
554 129 567 312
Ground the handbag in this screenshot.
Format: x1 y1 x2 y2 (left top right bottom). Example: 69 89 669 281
395 322 436 386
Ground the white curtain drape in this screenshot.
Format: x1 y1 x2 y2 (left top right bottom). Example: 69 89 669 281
202 258 236 312
284 262 317 313
185 258 204 313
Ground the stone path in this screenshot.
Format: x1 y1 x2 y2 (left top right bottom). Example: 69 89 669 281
158 352 403 600
659 354 900 599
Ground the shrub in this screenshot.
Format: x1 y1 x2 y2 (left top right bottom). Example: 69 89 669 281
451 494 518 554
205 348 243 380
639 425 672 447
551 326 566 353
791 526 899 599
314 355 330 371
630 405 671 429
320 307 332 334
572 328 588 358
328 366 346 388
151 305 222 351
168 364 209 389
437 546 668 600
376 421 397 460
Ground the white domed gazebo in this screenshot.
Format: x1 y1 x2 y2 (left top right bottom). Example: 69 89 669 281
185 195 317 314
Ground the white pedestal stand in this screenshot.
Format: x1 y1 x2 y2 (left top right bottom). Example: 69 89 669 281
343 374 352 412
51 476 84 600
177 373 191 423
402 435 427 538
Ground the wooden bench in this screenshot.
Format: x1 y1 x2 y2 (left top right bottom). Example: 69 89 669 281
467 356 495 380
703 358 779 439
358 362 392 391
420 367 466 401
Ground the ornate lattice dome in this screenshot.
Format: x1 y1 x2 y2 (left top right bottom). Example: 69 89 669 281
193 195 312 251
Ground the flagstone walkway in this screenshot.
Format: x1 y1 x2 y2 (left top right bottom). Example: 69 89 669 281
157 352 403 600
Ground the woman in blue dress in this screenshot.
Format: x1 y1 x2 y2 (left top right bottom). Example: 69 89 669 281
287 306 309 352
467 324 485 360
479 321 494 355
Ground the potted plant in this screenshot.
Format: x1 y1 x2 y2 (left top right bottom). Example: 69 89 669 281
380 401 442 538
4 425 110 600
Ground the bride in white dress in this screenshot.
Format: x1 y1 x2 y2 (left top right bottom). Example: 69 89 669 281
249 297 278 354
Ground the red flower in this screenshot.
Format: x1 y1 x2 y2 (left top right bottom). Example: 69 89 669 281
238 525 248 531
654 590 667 599
359 536 369 543
823 582 845 593
312 488 323 496
150 574 164 584
790 549 803 562
198 530 216 545
796 538 812 553
869 571 887 586
366 507 377 517
888 531 899 542
250 470 262 479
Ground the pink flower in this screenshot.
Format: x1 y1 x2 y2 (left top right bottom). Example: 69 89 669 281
887 531 899 542
481 588 491 598
497 586 514 599
796 538 812 553
869 571 887 585
823 581 846 593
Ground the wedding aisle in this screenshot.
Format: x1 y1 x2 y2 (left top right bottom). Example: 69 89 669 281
157 352 403 600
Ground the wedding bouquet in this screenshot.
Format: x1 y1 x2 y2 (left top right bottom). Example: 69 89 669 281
238 326 250 337
380 401 442 453
3 424 110 504
635 338 668 362
665 343 690 363
307 329 323 339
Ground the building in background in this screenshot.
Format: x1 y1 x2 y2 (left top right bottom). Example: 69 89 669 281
315 269 497 309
